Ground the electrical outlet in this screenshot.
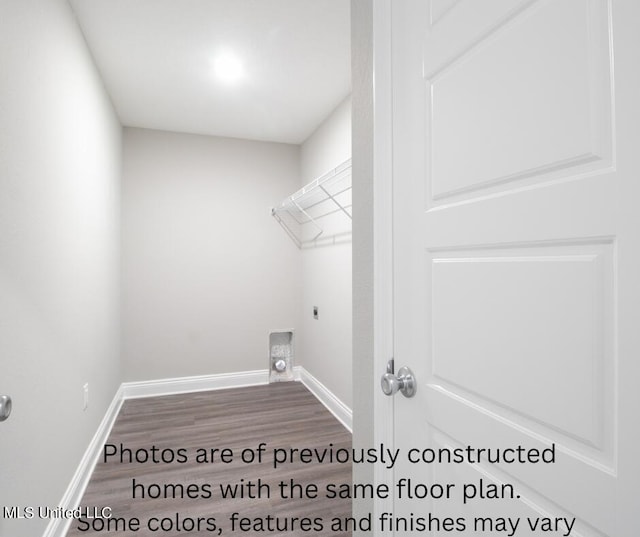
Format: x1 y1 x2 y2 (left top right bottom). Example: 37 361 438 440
83 383 89 411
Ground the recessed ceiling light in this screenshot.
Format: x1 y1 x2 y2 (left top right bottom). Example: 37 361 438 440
213 52 244 84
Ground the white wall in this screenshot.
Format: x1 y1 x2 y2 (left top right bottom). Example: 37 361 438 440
122 128 301 381
299 96 352 408
0 1 122 535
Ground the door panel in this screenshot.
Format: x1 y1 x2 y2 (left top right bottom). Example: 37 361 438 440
430 240 615 454
391 0 637 535
426 0 613 206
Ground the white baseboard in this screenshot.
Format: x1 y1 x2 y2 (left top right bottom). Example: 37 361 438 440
43 386 124 537
121 369 270 399
44 366 351 537
296 366 353 432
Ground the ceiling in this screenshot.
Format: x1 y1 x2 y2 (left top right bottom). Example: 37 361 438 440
68 0 351 144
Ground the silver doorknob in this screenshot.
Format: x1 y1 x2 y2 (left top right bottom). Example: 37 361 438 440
0 395 12 422
381 366 416 398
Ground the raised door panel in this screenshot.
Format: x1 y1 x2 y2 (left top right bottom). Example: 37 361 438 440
424 0 613 206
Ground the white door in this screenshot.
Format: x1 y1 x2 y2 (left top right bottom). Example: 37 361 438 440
388 0 639 535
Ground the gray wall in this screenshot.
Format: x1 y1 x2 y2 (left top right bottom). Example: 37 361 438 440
0 1 122 535
121 128 301 381
299 96 353 408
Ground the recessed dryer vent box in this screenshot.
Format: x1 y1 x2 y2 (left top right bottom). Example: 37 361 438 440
269 330 294 382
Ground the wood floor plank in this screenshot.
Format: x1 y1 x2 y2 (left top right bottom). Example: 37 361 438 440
66 382 353 536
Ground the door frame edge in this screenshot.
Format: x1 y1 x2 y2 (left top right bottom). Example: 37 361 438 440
372 0 395 530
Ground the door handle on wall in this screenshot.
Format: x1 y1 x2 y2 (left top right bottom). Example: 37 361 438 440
0 395 12 422
381 366 416 398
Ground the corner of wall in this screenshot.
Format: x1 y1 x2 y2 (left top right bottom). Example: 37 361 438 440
297 93 353 412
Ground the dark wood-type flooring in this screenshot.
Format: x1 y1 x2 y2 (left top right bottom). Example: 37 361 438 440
66 382 352 536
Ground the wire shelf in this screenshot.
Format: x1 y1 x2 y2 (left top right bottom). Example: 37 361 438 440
271 158 352 248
